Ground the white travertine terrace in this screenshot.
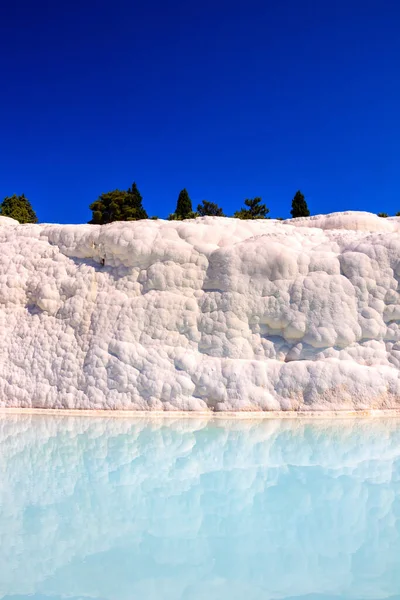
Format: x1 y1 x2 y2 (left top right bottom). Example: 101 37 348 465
1 211 400 411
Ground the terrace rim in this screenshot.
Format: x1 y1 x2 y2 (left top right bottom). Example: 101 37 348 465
1 408 400 419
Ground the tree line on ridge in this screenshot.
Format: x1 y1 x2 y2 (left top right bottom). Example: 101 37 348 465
0 186 311 224
3 185 399 225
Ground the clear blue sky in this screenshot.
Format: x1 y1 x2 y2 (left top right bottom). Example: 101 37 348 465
1 0 399 223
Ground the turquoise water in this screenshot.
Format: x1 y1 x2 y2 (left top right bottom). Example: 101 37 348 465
0 416 400 600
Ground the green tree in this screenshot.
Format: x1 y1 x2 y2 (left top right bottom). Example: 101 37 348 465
290 190 310 218
124 182 148 220
175 188 193 219
234 197 269 219
197 200 225 217
89 182 148 224
89 189 125 224
0 194 38 223
378 212 388 218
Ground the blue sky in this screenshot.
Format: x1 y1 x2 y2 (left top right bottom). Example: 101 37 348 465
1 0 399 223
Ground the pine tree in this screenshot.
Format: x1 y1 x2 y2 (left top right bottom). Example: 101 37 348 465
377 212 388 218
234 197 269 219
0 194 38 223
89 182 148 224
197 200 225 217
89 189 125 224
175 188 193 219
290 190 310 218
124 182 148 220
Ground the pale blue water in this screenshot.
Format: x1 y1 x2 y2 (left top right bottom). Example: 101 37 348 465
0 416 399 600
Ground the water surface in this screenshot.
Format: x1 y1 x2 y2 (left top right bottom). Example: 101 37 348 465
0 415 399 600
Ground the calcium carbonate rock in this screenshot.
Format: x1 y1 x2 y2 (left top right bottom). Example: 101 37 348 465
1 211 400 410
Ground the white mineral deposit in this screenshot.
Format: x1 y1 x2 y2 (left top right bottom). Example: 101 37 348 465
1 211 400 411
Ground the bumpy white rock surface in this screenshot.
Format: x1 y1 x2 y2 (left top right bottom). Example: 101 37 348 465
1 211 400 410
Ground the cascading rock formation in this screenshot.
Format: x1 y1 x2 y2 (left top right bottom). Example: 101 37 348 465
1 211 400 411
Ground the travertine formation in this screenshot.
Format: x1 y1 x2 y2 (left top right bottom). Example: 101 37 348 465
1 211 400 410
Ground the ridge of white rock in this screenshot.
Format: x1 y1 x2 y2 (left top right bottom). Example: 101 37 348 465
1 211 400 411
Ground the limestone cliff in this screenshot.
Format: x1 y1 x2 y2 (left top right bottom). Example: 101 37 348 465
1 212 400 410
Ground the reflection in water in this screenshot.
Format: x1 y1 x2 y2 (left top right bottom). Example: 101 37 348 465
0 415 399 600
